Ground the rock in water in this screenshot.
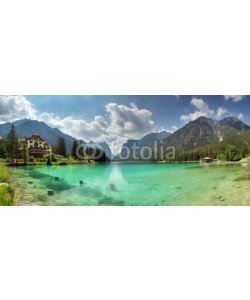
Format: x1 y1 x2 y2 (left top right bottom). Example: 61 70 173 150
109 184 116 191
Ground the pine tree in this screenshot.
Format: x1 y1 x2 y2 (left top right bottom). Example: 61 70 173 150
5 125 20 162
46 156 52 165
0 142 6 158
71 140 78 159
56 137 67 157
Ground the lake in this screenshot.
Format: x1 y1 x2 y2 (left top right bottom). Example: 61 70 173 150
11 162 250 206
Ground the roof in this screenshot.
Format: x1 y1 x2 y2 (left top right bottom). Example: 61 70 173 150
26 134 45 142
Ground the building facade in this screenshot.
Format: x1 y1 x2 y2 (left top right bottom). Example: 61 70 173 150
20 134 52 158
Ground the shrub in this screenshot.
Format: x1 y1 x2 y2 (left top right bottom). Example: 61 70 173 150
233 154 242 162
225 145 239 161
217 153 226 161
0 185 14 206
51 154 57 162
0 165 9 182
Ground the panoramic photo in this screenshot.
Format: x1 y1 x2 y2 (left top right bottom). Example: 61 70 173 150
0 95 249 206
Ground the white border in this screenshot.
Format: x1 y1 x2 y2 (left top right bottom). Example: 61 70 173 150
1 0 250 299
0 0 250 95
1 207 250 300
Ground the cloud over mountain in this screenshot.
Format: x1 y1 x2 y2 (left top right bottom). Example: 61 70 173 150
38 102 155 154
38 113 108 140
180 98 214 122
216 107 228 118
0 95 36 123
180 97 244 123
0 96 155 155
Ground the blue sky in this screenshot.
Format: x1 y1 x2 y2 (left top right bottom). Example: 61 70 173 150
0 95 249 154
27 95 250 129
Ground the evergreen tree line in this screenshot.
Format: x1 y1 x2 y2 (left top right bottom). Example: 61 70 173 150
55 138 108 162
174 144 249 162
171 130 250 162
0 124 109 163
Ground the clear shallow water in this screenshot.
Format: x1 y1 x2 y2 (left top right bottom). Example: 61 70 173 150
11 162 249 206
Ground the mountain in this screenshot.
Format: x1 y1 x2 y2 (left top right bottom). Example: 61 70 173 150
160 116 249 157
0 119 80 151
117 130 171 160
116 116 250 160
175 128 250 161
0 116 248 161
161 116 236 152
219 116 250 131
140 131 171 142
0 119 114 158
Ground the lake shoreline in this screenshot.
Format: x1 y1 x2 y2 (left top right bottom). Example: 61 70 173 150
4 158 250 167
7 159 249 206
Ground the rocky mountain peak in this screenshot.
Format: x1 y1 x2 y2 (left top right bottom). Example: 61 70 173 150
219 116 249 131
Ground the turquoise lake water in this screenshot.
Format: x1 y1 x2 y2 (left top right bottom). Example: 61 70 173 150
11 162 250 205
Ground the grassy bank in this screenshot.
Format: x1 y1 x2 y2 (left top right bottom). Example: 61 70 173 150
0 164 14 206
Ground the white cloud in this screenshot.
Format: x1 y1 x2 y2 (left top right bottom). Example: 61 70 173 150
237 112 244 120
224 95 245 102
180 110 207 122
172 125 178 131
180 98 241 122
38 113 108 140
216 107 228 118
0 95 36 124
105 102 154 139
0 96 156 155
190 98 213 114
38 102 155 155
180 98 214 122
